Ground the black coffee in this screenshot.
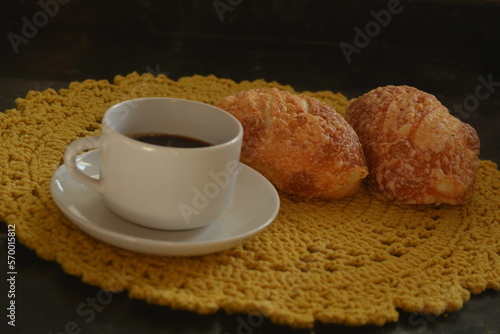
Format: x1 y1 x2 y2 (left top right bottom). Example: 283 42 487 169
128 132 212 148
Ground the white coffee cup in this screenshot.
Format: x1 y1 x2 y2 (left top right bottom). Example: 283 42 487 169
64 97 243 230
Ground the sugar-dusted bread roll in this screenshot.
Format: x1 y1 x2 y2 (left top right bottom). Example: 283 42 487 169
345 85 480 205
216 88 368 200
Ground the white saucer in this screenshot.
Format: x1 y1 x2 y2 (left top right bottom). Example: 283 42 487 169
50 150 280 256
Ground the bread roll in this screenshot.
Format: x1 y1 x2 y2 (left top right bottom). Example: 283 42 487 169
216 88 368 200
345 85 480 205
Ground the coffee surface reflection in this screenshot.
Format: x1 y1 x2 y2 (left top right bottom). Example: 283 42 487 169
128 132 213 148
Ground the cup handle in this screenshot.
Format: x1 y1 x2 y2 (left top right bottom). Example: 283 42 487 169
64 136 103 193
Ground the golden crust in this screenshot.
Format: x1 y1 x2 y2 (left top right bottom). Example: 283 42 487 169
345 85 480 205
216 88 368 199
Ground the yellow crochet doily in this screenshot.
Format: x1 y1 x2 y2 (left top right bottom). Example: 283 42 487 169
1 73 499 328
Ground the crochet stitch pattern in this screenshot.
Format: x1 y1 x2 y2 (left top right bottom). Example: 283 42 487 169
0 73 499 328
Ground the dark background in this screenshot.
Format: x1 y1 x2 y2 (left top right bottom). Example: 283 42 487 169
1 0 499 333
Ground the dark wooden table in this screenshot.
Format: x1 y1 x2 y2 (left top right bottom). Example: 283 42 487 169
1 1 499 333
